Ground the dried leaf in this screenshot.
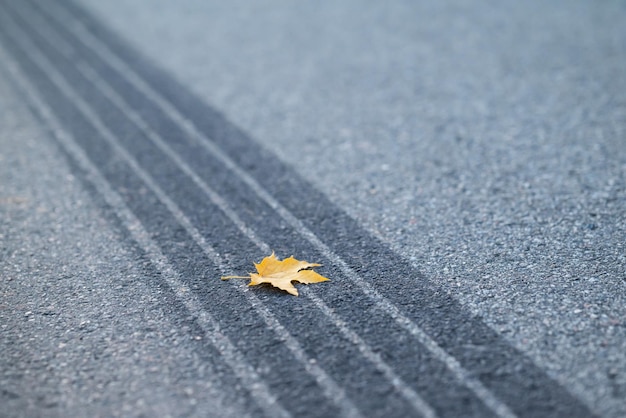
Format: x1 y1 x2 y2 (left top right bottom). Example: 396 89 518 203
222 252 329 296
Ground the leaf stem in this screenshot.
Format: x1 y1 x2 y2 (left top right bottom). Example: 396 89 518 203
221 275 250 281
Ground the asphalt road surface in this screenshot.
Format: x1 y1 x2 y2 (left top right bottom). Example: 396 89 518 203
1 0 625 417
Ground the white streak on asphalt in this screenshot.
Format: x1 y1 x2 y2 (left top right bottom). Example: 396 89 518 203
0 26 291 418
39 2 519 417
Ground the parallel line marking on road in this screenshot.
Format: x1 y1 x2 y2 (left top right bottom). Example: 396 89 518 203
0 31 289 418
16 4 434 416
41 2 517 417
1 6 362 417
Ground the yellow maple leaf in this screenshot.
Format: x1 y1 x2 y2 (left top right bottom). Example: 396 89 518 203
222 252 330 296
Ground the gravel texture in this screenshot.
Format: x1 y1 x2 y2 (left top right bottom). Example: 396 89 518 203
1 0 625 416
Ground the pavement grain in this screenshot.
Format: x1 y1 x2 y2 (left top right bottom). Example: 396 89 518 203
1 0 625 416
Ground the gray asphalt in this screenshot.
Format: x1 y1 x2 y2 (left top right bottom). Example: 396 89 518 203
1 0 625 417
